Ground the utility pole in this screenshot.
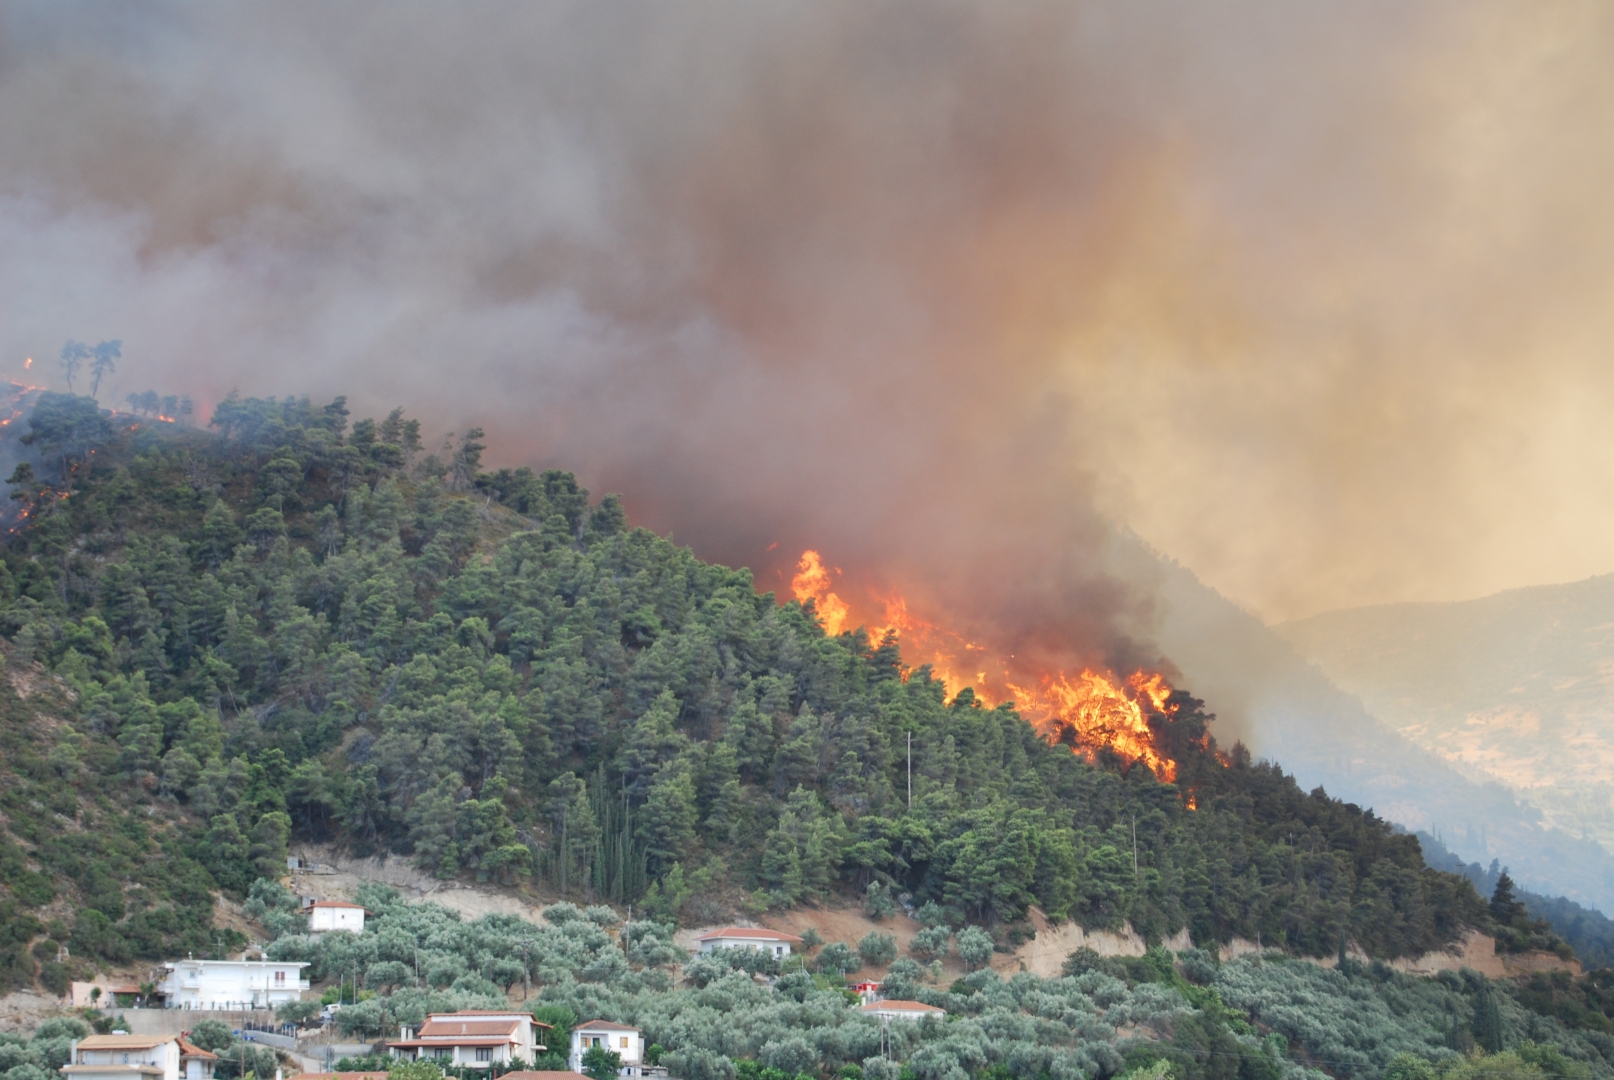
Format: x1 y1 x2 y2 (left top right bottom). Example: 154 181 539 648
906 732 912 810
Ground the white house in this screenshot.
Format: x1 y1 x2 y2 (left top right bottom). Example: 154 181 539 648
859 1000 945 1022
388 1011 550 1069
60 1034 216 1080
568 1021 645 1077
157 958 310 1010
307 901 367 934
690 927 803 959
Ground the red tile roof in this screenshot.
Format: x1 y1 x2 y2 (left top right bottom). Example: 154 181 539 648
861 1000 945 1013
573 1020 641 1032
310 901 367 910
176 1039 216 1060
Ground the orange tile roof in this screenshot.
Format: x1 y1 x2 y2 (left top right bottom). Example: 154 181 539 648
861 1000 945 1013
176 1039 216 1060
573 1020 640 1032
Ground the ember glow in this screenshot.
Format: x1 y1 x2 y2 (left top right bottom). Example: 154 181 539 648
791 549 1200 782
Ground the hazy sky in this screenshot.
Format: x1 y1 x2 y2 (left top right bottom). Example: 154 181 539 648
2 1 1612 630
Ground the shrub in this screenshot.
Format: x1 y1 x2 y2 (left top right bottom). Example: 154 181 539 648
865 883 896 921
956 927 994 971
858 932 897 968
909 926 951 960
816 942 861 976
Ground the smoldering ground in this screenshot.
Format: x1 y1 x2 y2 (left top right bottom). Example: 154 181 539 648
2 1 1614 705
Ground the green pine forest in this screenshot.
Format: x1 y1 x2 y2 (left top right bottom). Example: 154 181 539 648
3 391 1613 1080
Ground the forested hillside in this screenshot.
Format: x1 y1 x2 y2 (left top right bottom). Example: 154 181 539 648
0 657 240 993
1418 832 1614 969
0 392 1498 991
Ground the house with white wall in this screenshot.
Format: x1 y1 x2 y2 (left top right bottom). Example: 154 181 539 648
388 1011 549 1069
157 958 310 1010
60 1034 216 1080
859 1000 945 1021
690 927 803 959
307 901 366 934
568 1021 644 1076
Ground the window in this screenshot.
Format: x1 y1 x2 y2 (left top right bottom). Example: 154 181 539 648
476 1049 492 1063
590 1038 601 1049
620 1038 629 1050
274 971 286 985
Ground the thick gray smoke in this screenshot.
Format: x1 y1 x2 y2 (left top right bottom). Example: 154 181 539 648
1 1 1612 684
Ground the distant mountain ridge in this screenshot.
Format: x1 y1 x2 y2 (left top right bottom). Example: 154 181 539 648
1100 538 1614 913
1275 575 1614 862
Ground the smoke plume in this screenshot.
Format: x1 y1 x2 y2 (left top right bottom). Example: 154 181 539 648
2 1 1613 705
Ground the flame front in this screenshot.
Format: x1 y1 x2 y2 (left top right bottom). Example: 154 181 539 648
1010 670 1181 782
791 550 850 636
790 548 1200 784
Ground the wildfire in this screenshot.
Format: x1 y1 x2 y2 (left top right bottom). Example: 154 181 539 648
790 548 1205 784
1009 670 1181 781
792 550 851 635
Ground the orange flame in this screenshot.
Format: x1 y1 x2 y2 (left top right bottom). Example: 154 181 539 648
1009 670 1181 782
792 550 851 636
789 548 1203 784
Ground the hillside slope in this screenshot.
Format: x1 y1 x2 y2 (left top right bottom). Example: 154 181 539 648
0 391 1502 982
1276 577 1614 854
0 646 241 994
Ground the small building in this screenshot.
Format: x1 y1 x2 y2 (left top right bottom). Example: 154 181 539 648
388 1010 550 1069
307 901 367 934
499 1073 592 1080
690 927 804 959
568 1022 645 1077
851 981 881 1005
859 1000 945 1021
61 1034 216 1080
67 981 142 1008
157 958 311 1010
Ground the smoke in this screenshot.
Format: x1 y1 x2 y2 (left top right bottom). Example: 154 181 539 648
2 1 1613 685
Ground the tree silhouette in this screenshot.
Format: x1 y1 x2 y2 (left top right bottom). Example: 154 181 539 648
58 340 89 391
88 340 121 399
1491 871 1527 926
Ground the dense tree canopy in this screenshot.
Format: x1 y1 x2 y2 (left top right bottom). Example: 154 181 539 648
0 392 1490 971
